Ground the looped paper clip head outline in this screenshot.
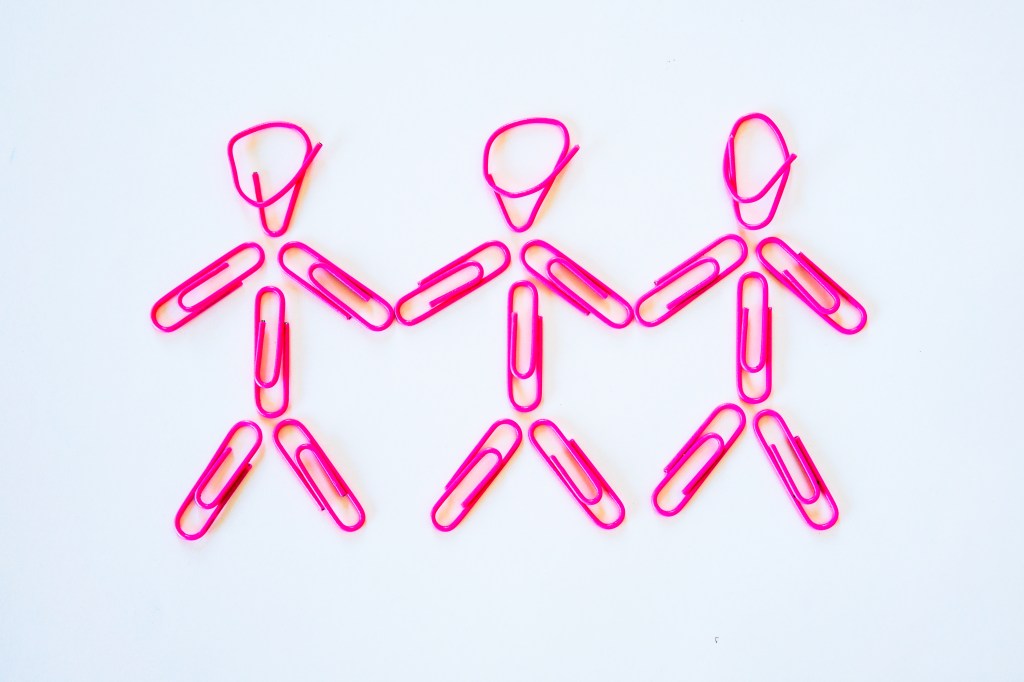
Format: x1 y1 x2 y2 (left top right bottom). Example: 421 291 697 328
736 272 772 404
652 403 745 517
278 241 395 332
752 409 839 531
634 234 748 327
227 121 323 237
528 419 625 530
174 420 262 541
254 286 290 418
396 240 512 325
483 117 579 233
431 419 523 532
507 281 543 413
151 242 266 332
273 419 366 532
521 240 633 329
756 236 867 335
722 112 797 230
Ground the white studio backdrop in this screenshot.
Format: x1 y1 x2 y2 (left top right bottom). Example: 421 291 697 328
1 1 1021 680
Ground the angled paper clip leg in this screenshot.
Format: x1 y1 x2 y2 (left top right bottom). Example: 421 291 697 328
722 112 797 231
254 287 290 418
507 281 543 412
652 404 745 516
736 272 772 404
752 409 839 530
273 419 366 532
174 421 262 541
528 419 625 529
431 419 523 532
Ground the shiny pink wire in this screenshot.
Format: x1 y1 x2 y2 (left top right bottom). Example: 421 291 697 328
722 113 797 230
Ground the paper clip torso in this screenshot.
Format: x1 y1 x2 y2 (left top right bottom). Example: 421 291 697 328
151 242 265 332
396 241 512 325
736 272 772 404
174 421 262 541
652 403 745 517
431 419 523 532
254 287 290 418
752 409 838 530
507 281 543 412
756 236 867 335
528 419 625 529
273 419 365 532
483 118 579 233
521 240 633 329
722 113 797 231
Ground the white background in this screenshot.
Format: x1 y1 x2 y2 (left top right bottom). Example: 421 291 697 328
2 1 1021 680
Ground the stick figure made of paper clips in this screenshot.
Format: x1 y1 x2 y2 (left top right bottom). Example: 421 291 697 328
393 118 632 531
637 113 868 531
152 122 394 540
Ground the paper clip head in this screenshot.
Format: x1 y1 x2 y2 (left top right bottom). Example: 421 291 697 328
227 121 323 238
483 118 580 233
722 113 797 231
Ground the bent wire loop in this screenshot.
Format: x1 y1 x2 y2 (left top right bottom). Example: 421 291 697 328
752 409 839 531
634 234 748 327
279 241 394 331
528 419 625 530
652 403 745 517
483 117 580 233
507 281 543 413
273 419 365 532
396 240 512 325
736 272 772 404
722 112 797 231
174 421 262 541
431 419 523 532
756 236 867 335
227 121 323 237
151 242 265 332
521 240 633 329
254 287 289 418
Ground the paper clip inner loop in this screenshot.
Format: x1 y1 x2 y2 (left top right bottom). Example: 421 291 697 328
722 112 797 230
736 272 772 404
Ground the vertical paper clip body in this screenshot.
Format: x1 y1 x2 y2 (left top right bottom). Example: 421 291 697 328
752 409 839 531
273 419 365 532
396 241 512 325
756 236 867 335
528 419 625 529
521 240 633 329
174 421 262 541
431 419 523 532
151 242 265 332
634 234 748 327
483 118 579 233
722 112 797 231
254 286 289 418
736 272 772 404
507 281 543 413
278 241 395 331
227 121 323 237
652 403 745 517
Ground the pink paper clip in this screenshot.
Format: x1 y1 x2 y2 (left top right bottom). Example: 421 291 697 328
722 113 797 230
736 272 772 404
521 240 633 329
483 117 579 233
634 234 748 327
273 419 365 532
652 403 745 517
507 281 543 412
431 419 523 532
174 421 262 541
227 121 322 237
528 419 625 529
151 242 265 332
752 409 838 531
756 236 867 335
254 287 289 418
396 241 512 325
278 241 394 331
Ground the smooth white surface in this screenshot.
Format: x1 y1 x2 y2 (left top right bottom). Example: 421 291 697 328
1 1 1021 680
